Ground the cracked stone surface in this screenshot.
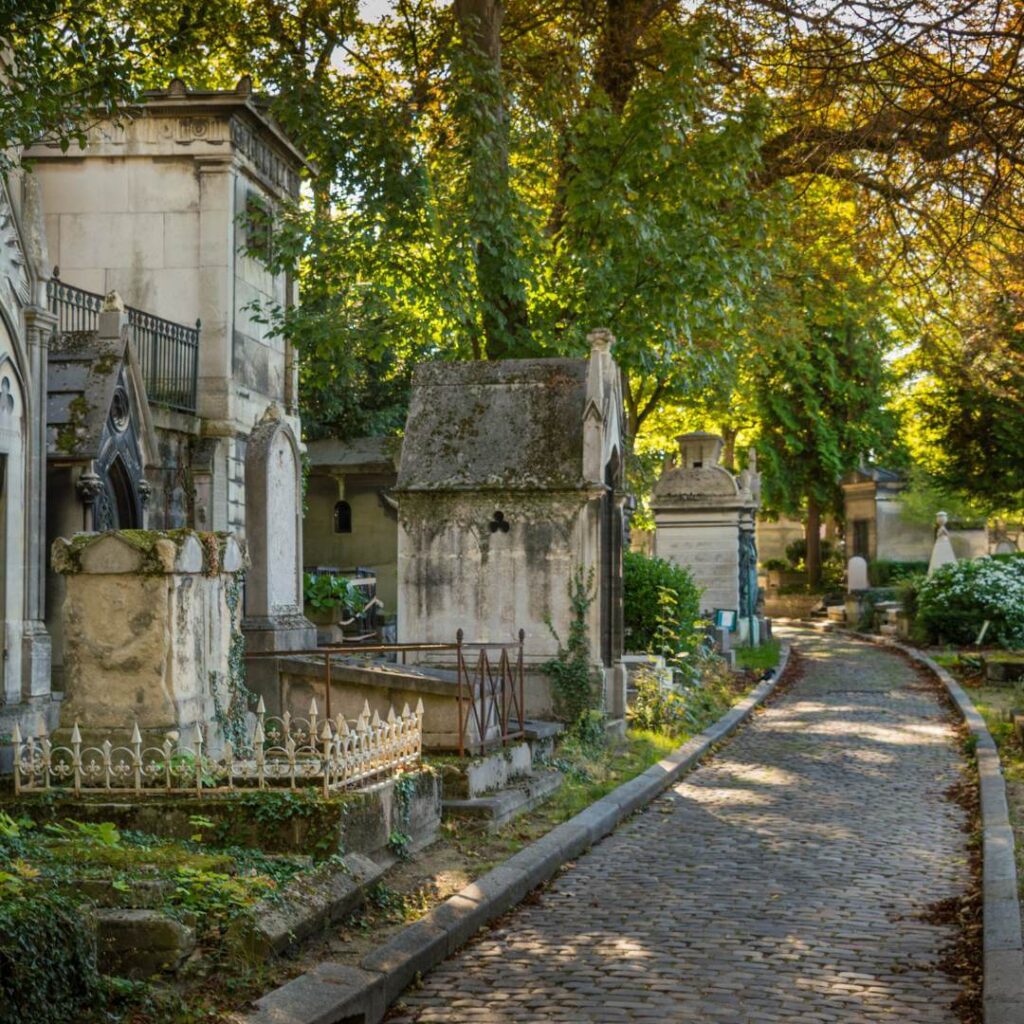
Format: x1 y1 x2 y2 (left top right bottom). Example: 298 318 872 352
387 629 970 1023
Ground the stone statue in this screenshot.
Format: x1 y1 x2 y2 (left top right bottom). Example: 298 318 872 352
738 529 759 618
927 511 957 577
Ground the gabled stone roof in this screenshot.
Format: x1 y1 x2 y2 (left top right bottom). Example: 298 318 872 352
396 359 591 492
47 331 127 459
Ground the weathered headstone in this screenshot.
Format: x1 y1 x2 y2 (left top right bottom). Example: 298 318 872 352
242 407 316 653
927 511 958 577
847 555 869 592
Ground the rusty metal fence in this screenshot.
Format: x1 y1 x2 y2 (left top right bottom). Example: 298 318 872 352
247 631 526 757
455 629 526 757
11 698 422 798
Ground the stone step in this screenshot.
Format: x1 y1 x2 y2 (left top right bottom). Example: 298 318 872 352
434 741 534 799
519 719 563 760
442 769 564 831
227 852 385 959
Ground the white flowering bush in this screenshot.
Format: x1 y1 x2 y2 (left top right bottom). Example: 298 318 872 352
916 558 1024 648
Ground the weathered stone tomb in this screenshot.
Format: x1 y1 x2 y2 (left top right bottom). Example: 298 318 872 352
394 331 628 720
651 432 763 643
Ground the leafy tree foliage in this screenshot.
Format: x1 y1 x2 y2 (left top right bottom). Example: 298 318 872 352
7 0 1024 519
0 0 137 162
907 251 1024 514
746 185 900 584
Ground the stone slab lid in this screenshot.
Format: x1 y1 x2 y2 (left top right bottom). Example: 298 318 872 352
396 358 590 492
307 436 399 474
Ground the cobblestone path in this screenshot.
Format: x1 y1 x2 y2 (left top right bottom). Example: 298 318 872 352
389 630 971 1023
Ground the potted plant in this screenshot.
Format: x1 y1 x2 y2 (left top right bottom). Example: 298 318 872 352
303 572 360 628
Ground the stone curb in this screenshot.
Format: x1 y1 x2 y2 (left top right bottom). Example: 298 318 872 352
238 645 791 1024
840 630 1024 1024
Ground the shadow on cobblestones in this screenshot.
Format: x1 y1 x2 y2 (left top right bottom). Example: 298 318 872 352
387 630 973 1024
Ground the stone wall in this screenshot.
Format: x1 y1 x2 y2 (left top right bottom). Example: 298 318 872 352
756 516 806 565
305 472 399 615
51 530 247 754
397 491 598 718
655 510 743 613
875 497 935 562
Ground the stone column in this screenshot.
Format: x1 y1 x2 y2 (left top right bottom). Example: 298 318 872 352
21 305 54 700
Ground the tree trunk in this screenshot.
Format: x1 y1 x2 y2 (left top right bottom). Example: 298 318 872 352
805 494 822 590
454 0 531 360
720 424 738 473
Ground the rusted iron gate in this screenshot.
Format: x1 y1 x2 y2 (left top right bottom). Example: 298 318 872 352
455 629 526 757
246 632 526 757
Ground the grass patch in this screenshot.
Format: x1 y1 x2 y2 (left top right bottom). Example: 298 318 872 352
734 639 781 672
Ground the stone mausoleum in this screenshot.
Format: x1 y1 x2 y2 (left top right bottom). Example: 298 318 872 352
395 331 628 721
651 432 763 643
841 465 990 565
0 79 314 756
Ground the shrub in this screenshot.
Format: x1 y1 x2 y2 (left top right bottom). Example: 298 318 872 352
855 587 899 632
868 560 929 587
917 558 1024 648
0 889 100 1024
628 668 691 735
303 572 360 614
623 551 703 660
761 558 789 572
992 551 1024 563
784 538 833 570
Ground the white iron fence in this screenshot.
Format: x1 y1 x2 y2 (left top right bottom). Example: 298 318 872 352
10 697 423 798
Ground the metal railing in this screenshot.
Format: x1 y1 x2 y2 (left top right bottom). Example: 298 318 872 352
47 272 200 415
11 697 422 798
247 631 527 757
455 629 526 757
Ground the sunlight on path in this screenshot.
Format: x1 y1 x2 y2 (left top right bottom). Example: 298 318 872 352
388 629 969 1024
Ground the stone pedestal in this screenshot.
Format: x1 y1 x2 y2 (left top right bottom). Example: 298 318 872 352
847 555 869 592
51 530 247 754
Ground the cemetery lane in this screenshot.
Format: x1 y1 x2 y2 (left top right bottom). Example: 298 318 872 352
388 629 972 1023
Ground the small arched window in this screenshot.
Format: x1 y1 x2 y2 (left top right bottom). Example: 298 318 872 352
334 500 352 534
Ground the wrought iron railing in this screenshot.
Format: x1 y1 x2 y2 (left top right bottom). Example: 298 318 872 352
455 629 526 757
11 697 423 798
247 632 528 757
47 272 200 415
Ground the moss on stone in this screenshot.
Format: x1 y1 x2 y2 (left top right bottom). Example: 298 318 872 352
54 529 243 577
55 395 91 455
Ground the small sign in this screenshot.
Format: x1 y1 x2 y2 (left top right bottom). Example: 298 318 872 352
714 609 738 631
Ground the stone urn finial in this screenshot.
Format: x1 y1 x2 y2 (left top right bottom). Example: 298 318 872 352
936 510 949 534
101 290 125 313
587 328 616 354
676 431 723 470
